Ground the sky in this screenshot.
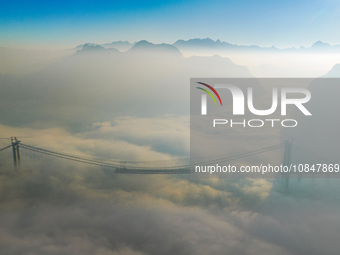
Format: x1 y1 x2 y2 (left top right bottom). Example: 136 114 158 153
1 0 340 48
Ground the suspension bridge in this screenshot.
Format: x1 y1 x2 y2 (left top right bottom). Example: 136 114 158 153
0 137 333 177
0 137 290 174
0 137 336 192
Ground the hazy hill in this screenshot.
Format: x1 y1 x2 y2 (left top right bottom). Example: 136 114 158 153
323 63 340 77
0 45 251 129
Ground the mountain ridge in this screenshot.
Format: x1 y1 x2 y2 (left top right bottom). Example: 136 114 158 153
76 38 340 53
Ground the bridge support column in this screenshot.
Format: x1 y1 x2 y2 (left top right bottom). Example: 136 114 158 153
282 139 292 193
11 137 21 169
12 143 17 167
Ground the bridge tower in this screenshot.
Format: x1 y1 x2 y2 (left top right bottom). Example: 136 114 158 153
282 138 292 192
11 137 21 168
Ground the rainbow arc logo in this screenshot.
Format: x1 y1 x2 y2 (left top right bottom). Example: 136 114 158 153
196 82 223 106
196 82 223 115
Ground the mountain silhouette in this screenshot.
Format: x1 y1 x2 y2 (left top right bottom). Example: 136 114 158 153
311 41 331 48
173 38 272 52
76 43 119 54
128 40 182 56
323 63 340 77
76 39 340 54
173 38 340 53
174 38 233 48
103 41 131 51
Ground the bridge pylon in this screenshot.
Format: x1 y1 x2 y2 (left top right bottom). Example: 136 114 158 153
282 138 292 192
11 137 21 168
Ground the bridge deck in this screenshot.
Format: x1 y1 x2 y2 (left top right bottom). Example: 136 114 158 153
115 168 191 174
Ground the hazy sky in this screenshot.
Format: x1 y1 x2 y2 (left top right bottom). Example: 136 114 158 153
2 0 340 48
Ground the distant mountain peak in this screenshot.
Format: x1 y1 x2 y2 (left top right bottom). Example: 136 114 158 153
134 40 152 46
75 43 101 49
82 43 105 50
173 38 236 49
76 43 119 54
109 40 130 44
102 41 131 51
312 41 330 48
128 40 182 56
